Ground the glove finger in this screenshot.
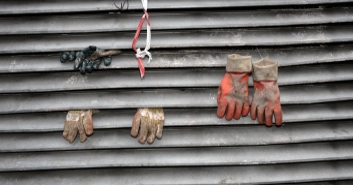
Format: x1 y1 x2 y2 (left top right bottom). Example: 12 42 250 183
225 102 235 121
92 63 99 70
250 103 257 120
73 58 81 70
242 97 250 117
257 107 265 124
274 105 283 126
138 118 148 144
217 97 227 118
131 110 141 137
63 121 70 139
86 63 93 73
68 51 76 61
80 60 87 74
233 102 242 120
265 108 273 127
103 56 112 66
147 122 157 144
67 125 78 143
77 120 87 143
156 120 164 139
60 52 69 63
82 110 94 135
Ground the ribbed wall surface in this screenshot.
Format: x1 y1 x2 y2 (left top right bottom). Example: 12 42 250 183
0 1 352 184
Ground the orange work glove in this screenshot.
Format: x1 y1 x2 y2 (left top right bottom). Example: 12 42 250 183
63 110 94 143
250 58 283 126
131 108 164 144
217 54 252 120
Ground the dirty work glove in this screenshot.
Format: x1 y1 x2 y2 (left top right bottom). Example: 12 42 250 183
250 58 283 126
131 108 164 144
63 110 94 143
217 54 252 120
61 45 121 74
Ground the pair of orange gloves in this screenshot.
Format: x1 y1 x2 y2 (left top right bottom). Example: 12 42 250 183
217 54 283 126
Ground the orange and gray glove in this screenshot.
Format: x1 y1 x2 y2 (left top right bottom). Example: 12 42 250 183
131 108 164 144
63 110 94 143
217 54 252 120
250 58 283 126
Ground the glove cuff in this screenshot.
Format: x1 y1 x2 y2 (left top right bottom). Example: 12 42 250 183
252 58 278 81
66 111 81 122
226 54 252 73
139 108 164 120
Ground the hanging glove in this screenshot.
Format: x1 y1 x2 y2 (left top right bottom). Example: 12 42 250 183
217 54 252 120
63 110 94 143
250 58 283 126
131 108 164 144
62 46 121 74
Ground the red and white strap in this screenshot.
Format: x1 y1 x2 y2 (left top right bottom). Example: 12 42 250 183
132 0 151 78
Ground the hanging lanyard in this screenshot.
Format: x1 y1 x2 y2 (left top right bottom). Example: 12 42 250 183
132 0 151 78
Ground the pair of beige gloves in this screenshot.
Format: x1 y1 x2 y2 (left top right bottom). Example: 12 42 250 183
63 108 164 144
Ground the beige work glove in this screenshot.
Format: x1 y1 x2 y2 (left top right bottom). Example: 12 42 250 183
131 108 164 144
63 110 94 143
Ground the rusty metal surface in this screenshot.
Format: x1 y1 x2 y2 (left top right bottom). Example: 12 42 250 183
0 121 352 152
1 44 352 73
1 0 352 15
1 25 353 54
0 161 352 184
0 141 352 171
0 83 352 114
1 8 353 35
0 63 352 93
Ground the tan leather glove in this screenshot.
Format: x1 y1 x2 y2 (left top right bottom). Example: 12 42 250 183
131 108 164 144
63 110 94 143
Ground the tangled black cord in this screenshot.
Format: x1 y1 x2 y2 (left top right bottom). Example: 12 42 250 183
60 45 112 74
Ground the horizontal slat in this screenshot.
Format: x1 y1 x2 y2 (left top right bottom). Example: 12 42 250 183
278 181 353 185
1 83 352 114
0 161 352 184
1 63 352 93
1 0 352 14
0 141 352 171
1 8 353 35
1 45 352 73
0 121 352 152
1 25 353 54
0 101 352 132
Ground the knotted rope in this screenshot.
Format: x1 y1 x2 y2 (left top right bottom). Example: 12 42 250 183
132 0 151 78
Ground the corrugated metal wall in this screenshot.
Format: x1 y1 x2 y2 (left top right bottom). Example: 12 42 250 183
0 0 353 184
